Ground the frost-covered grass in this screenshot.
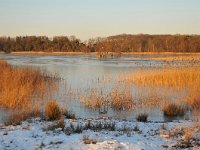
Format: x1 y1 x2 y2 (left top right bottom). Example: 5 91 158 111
0 118 200 150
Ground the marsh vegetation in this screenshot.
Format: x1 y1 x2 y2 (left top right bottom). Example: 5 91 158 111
0 59 59 124
79 66 200 119
0 53 200 150
0 53 200 124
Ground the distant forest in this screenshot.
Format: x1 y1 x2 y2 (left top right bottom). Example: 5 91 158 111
0 34 200 53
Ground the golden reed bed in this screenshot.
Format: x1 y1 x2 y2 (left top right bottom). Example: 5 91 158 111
122 67 200 110
0 59 57 109
79 65 200 115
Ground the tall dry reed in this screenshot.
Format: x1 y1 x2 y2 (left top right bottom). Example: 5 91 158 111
0 59 57 109
109 85 133 110
79 84 134 110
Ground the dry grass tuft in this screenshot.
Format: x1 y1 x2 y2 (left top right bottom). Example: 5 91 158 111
163 103 185 117
183 128 194 143
80 88 103 109
45 100 61 121
4 106 42 126
110 86 133 110
136 113 148 122
187 94 200 110
82 135 97 144
45 118 65 131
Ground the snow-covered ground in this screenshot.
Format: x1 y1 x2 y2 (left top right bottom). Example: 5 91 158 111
0 118 200 150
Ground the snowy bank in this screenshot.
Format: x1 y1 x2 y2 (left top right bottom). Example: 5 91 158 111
0 118 200 150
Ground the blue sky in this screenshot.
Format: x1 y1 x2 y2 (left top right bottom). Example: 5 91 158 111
0 0 199 40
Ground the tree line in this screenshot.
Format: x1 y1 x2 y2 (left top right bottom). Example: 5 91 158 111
0 34 200 53
0 36 87 53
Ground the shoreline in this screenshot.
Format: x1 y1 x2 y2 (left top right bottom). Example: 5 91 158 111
1 51 200 55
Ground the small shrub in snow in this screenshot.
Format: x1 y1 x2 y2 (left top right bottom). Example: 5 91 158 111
64 127 73 135
161 123 168 130
133 125 140 132
127 131 131 137
70 123 83 133
84 120 92 130
82 135 97 145
56 118 65 130
163 103 185 117
136 113 148 122
83 135 91 144
45 118 65 131
121 124 131 133
95 121 103 131
103 121 116 131
83 120 115 131
64 111 76 119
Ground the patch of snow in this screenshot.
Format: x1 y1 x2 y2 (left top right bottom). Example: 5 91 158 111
0 118 199 150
